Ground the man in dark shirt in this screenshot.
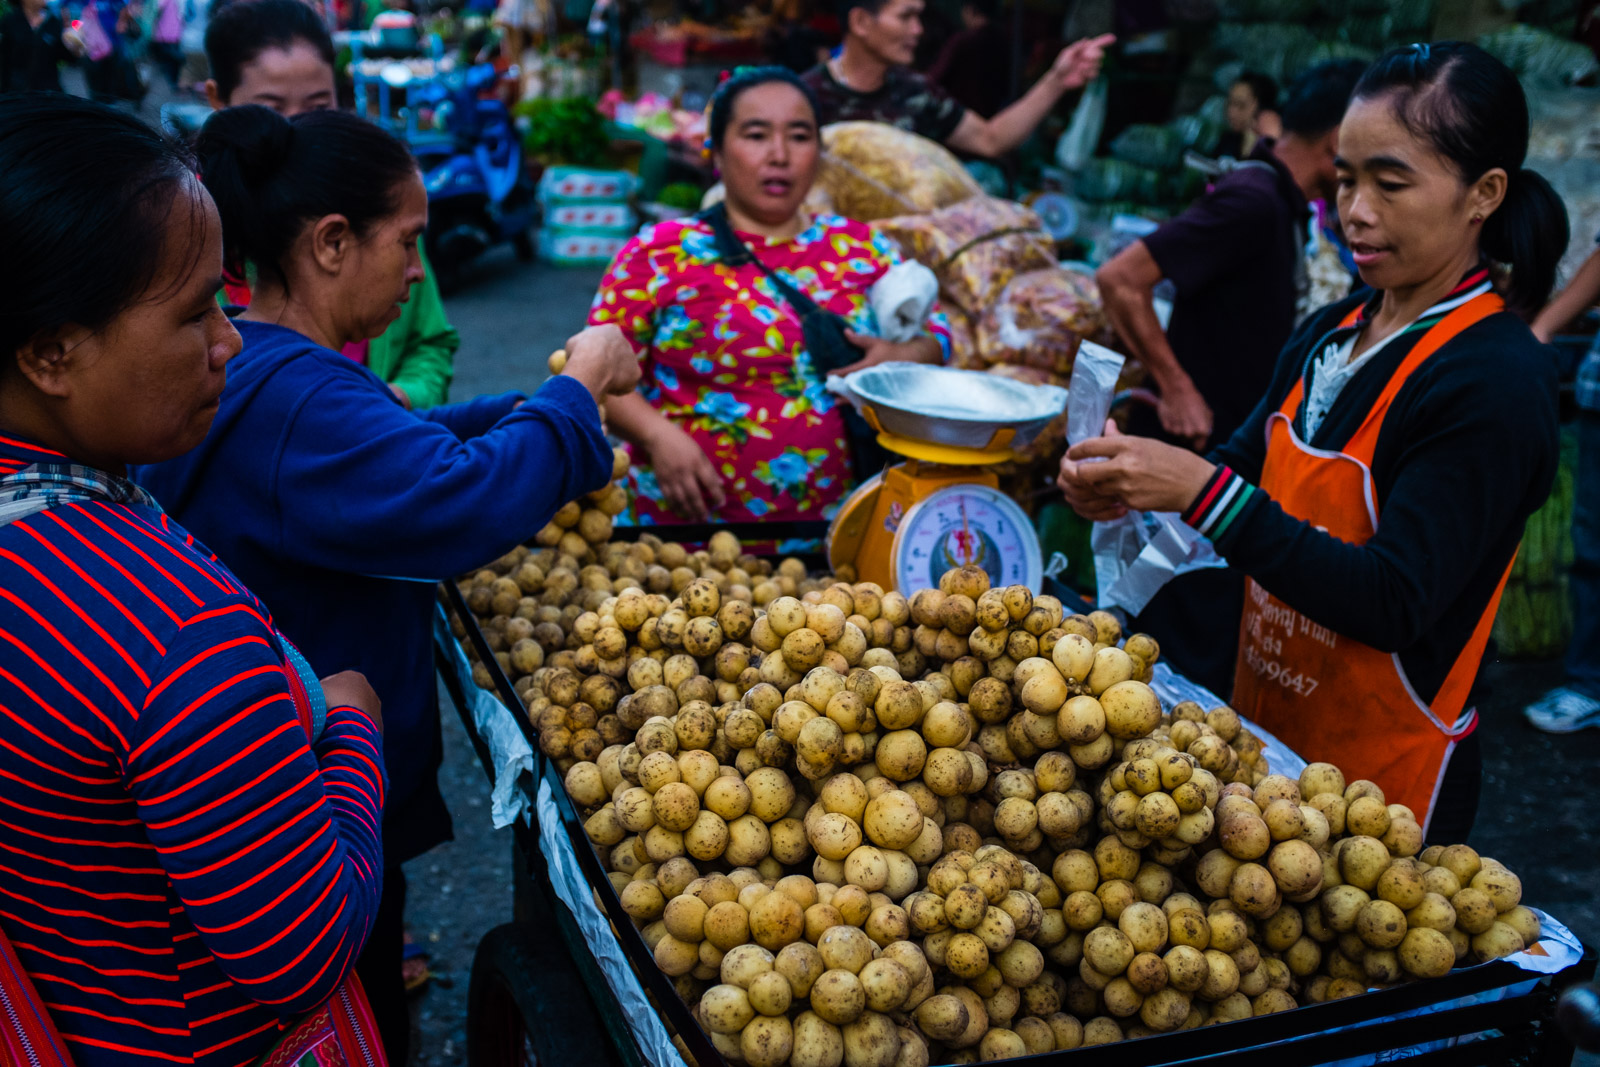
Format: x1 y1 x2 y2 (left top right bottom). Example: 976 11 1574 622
801 0 1111 157
1093 59 1366 696
1096 59 1368 453
0 0 79 92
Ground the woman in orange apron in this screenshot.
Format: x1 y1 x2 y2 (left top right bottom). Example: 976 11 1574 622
1058 41 1568 842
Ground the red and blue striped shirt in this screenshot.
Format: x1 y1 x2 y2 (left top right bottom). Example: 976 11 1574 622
0 434 386 1066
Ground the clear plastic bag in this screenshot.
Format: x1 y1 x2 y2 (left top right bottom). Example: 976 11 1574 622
1056 75 1108 173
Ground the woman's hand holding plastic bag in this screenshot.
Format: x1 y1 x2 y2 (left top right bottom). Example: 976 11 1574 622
1061 424 1217 515
1058 418 1129 521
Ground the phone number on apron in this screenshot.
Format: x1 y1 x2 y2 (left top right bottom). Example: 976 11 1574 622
1241 644 1321 698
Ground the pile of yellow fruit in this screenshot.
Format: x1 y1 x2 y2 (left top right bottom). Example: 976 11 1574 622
450 514 1538 1066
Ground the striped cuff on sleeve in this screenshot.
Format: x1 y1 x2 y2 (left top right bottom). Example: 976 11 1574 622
1182 465 1257 543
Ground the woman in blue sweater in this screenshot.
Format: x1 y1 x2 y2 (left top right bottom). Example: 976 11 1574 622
135 105 639 1062
0 95 386 1067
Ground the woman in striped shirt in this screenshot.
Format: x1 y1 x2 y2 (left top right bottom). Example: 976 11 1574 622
1058 43 1564 841
0 95 387 1065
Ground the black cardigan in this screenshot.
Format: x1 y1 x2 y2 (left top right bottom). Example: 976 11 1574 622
1199 291 1559 705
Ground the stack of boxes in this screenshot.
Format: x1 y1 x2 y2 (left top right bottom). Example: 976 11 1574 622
538 167 639 267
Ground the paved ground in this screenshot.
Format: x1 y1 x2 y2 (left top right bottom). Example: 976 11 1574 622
410 247 1600 1064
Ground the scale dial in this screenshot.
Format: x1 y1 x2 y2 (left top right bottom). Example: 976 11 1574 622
891 484 1042 593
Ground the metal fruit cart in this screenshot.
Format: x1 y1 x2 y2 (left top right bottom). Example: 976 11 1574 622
434 523 1598 1067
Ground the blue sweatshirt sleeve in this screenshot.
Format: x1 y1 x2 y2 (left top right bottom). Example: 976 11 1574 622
416 390 527 440
272 370 610 580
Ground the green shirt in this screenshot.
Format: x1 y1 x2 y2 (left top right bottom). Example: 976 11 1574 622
370 246 459 409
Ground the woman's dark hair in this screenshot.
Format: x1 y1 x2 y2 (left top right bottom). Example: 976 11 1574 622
1354 41 1568 318
0 94 198 361
1233 71 1278 113
196 105 418 289
708 66 821 150
205 0 336 102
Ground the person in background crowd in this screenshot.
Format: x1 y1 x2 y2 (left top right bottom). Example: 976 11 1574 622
591 67 949 523
1216 69 1278 159
802 0 1112 157
0 93 386 1067
1089 58 1366 697
1101 60 1366 453
83 0 147 103
149 0 186 87
923 0 1010 119
0 0 82 91
137 104 638 1065
1061 41 1566 842
205 0 460 409
204 0 334 117
495 0 546 67
1524 234 1600 733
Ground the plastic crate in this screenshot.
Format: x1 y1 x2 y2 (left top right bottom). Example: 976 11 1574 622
545 202 636 231
539 166 638 204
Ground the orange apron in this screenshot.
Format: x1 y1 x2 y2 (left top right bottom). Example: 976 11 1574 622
1231 292 1511 831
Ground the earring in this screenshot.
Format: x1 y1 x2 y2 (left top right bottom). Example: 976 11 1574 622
1471 214 1483 224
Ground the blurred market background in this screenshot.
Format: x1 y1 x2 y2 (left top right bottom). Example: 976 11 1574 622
28 0 1600 1060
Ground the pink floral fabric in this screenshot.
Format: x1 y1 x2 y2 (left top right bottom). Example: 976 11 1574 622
589 213 949 524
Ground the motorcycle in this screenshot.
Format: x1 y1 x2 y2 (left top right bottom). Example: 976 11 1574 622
408 62 538 292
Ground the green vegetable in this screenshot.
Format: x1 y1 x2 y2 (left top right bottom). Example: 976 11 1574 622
657 182 705 212
1493 426 1578 658
515 96 612 167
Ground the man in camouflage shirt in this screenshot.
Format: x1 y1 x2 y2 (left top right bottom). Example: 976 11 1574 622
801 0 1110 157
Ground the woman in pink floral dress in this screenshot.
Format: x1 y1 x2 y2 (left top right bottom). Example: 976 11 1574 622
590 67 949 524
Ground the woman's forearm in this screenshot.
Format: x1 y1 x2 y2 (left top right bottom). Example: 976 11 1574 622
950 76 1065 158
1097 242 1192 394
906 336 942 364
605 390 675 451
1531 248 1600 342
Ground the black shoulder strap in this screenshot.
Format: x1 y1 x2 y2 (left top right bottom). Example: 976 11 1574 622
698 201 752 265
696 202 823 318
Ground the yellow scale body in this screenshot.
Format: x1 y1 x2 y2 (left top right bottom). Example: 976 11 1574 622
826 408 1043 593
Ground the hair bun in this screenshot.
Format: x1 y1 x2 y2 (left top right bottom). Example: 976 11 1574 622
197 104 295 188
196 103 419 292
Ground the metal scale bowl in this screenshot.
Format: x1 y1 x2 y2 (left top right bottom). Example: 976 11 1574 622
826 364 1068 593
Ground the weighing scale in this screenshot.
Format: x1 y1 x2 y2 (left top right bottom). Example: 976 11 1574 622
825 365 1068 594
